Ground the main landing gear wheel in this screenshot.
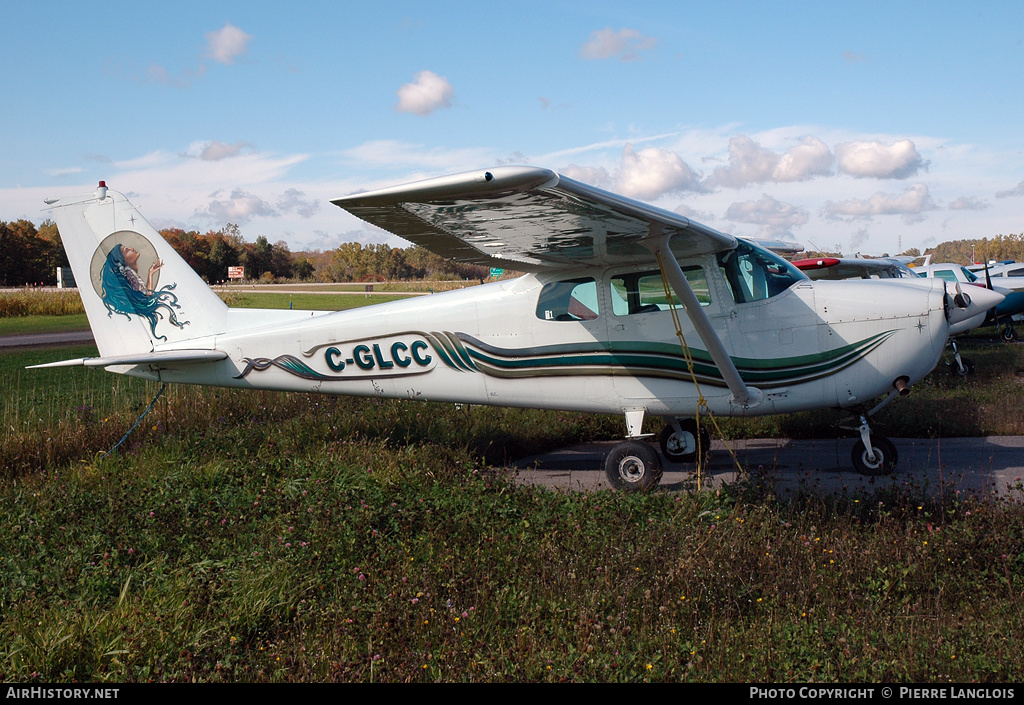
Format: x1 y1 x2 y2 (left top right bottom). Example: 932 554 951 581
1002 326 1017 342
851 436 898 476
604 441 663 491
659 420 710 463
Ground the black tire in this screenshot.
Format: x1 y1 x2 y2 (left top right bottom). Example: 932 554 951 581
1002 326 1017 342
950 357 974 377
659 419 711 463
604 441 663 491
851 436 898 476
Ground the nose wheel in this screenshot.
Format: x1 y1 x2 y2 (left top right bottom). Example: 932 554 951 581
659 418 710 463
846 414 898 476
851 436 898 475
946 339 974 377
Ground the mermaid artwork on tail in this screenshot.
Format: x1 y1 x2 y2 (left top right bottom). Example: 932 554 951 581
100 243 188 340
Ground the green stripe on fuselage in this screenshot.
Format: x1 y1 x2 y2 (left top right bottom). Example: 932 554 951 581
457 331 894 386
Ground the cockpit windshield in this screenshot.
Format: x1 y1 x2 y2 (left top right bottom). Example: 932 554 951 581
717 240 806 304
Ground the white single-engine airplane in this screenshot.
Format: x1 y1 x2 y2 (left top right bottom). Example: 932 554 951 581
37 168 1003 488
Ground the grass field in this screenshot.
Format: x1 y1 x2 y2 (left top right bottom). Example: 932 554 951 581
2 293 1024 682
216 291 416 311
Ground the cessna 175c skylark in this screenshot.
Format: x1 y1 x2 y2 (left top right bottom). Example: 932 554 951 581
37 167 1003 489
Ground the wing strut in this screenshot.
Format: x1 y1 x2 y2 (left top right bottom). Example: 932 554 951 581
642 232 762 408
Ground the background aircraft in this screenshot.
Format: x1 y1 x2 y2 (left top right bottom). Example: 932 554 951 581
791 256 918 282
912 263 1023 342
36 168 1001 488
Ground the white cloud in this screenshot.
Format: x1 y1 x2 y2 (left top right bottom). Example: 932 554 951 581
823 183 936 223
709 136 779 188
725 194 809 237
948 196 989 211
835 139 926 179
45 167 84 178
772 137 835 182
184 140 250 161
113 151 174 170
395 71 453 116
673 203 716 223
850 228 870 250
579 28 657 62
277 189 320 218
615 144 700 200
559 164 612 189
709 135 834 188
205 24 252 65
343 140 493 171
196 188 277 223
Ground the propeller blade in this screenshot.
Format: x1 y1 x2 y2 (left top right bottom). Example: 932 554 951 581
953 281 971 309
944 281 1004 329
984 261 998 326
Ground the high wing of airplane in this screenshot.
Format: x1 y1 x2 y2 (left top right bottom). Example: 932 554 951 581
36 167 1002 487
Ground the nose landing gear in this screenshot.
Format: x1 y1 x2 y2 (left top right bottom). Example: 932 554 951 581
845 414 898 476
947 339 974 377
659 418 711 463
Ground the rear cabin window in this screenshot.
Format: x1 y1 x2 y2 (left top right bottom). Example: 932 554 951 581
536 278 599 321
610 268 710 316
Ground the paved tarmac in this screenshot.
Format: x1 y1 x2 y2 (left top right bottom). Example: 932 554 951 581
511 436 1024 500
0 330 94 348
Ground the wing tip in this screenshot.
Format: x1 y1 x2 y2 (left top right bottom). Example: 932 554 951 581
331 166 557 208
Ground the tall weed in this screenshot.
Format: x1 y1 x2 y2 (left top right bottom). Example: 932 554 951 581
0 290 85 317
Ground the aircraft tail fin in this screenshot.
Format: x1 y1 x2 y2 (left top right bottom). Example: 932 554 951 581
46 183 229 357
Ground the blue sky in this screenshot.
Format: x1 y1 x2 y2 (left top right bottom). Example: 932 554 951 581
4 1 1023 256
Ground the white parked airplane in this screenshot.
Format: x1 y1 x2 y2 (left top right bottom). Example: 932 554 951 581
36 168 1003 487
912 263 1023 342
791 256 918 283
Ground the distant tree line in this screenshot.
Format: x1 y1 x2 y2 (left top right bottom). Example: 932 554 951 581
0 220 68 286
315 242 492 282
927 233 1024 265
159 225 310 283
160 228 493 283
0 218 497 286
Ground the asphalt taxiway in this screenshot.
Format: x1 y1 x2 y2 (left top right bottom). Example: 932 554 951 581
511 436 1024 499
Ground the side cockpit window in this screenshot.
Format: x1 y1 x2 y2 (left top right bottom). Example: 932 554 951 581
536 278 599 321
717 241 805 304
610 268 710 316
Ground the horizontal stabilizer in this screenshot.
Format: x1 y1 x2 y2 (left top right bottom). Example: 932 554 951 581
28 349 228 369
